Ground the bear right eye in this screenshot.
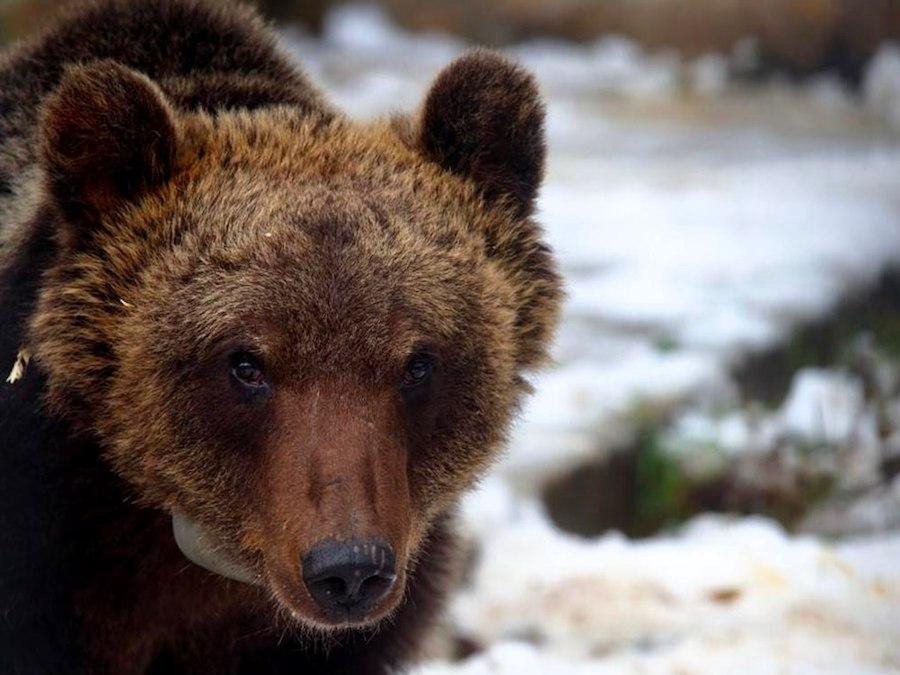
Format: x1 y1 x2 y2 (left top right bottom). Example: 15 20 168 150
229 352 268 395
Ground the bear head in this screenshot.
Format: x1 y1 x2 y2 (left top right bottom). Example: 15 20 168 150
28 52 562 629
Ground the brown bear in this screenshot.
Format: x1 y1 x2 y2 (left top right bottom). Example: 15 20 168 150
0 0 562 673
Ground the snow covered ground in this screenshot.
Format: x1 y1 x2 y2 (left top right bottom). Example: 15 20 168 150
424 516 900 675
282 8 900 673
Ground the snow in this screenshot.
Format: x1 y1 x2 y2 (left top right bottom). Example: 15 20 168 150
659 364 888 515
280 8 900 674
503 353 722 487
780 370 866 445
419 635 898 675
418 512 900 675
688 54 730 97
865 43 900 132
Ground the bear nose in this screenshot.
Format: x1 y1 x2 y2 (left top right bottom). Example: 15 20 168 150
301 538 396 618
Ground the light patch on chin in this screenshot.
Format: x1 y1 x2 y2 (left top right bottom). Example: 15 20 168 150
172 512 261 586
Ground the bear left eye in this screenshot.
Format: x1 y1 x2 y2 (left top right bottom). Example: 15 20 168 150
229 352 267 392
401 354 434 389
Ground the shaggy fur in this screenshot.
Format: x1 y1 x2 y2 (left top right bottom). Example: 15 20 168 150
0 1 562 673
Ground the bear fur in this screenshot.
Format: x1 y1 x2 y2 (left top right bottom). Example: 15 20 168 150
0 1 562 673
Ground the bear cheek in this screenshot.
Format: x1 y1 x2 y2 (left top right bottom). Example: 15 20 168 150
113 366 264 517
408 328 519 513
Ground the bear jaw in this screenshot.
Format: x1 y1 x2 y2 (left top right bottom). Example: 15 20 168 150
172 512 260 586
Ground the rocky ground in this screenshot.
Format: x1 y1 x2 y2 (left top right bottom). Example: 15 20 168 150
279 8 900 673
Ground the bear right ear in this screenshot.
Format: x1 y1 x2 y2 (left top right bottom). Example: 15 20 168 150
418 49 545 218
39 60 180 241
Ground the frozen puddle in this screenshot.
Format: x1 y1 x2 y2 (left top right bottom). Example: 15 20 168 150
282 7 900 674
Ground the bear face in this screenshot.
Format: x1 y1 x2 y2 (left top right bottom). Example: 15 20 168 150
28 54 561 630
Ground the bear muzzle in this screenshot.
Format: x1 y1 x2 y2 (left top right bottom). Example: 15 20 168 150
172 513 404 627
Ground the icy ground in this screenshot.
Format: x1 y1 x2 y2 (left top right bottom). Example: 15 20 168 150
283 7 900 674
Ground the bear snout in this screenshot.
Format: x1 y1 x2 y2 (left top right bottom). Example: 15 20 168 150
257 383 414 625
301 538 397 622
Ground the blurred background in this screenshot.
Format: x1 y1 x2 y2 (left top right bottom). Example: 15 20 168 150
4 1 900 673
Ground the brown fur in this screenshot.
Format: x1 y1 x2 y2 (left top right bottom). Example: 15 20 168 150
0 1 562 672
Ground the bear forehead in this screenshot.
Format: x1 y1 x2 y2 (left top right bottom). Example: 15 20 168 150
139 224 501 370
181 108 481 205
108 114 517 370
133 108 501 265
194 238 496 346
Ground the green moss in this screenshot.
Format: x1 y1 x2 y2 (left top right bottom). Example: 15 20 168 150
870 310 900 360
630 426 691 537
653 334 680 353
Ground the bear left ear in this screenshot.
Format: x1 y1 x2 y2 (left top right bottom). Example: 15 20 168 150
39 60 180 237
419 49 546 218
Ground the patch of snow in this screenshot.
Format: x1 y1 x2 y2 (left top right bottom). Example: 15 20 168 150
780 370 866 445
805 74 854 114
801 475 900 537
664 407 783 471
416 513 900 674
416 635 898 675
508 37 682 100
503 349 722 488
689 54 730 97
865 43 900 132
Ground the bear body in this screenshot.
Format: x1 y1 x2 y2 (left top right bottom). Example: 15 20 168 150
0 1 561 673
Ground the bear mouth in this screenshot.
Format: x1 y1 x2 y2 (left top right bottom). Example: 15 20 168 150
171 512 261 586
173 512 406 627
